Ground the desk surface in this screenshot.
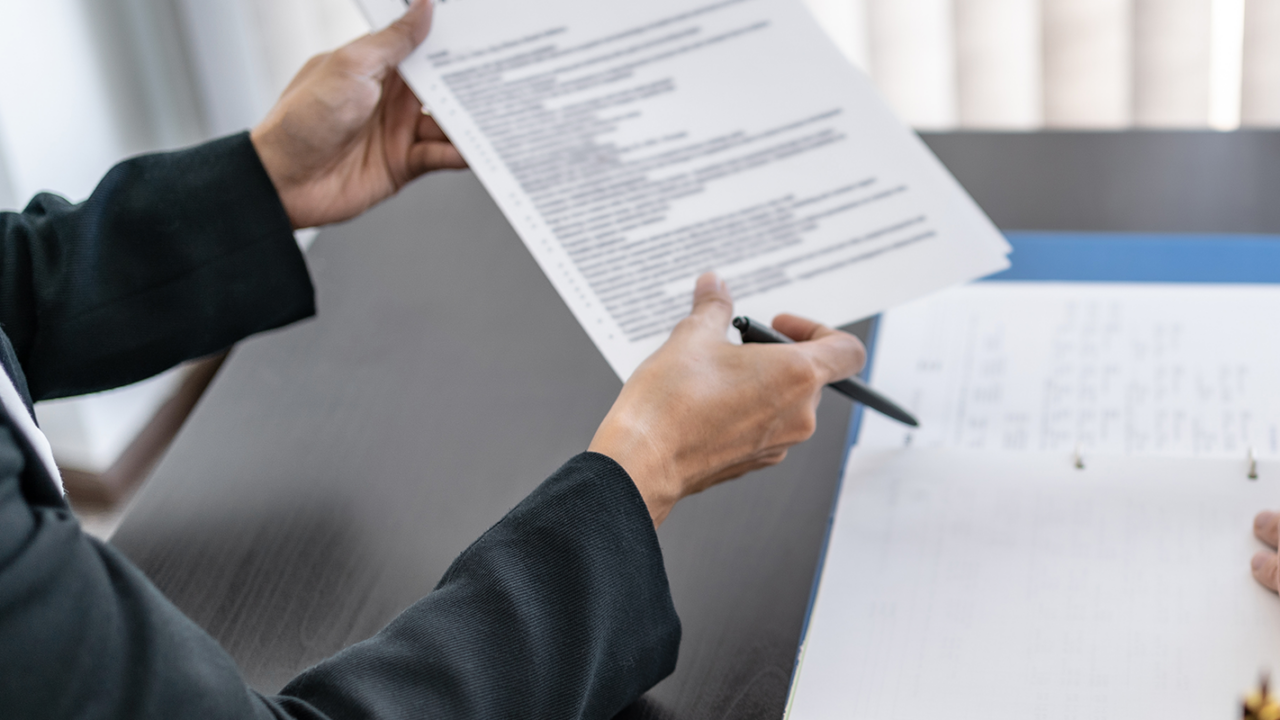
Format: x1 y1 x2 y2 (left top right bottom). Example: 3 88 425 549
110 130 1280 719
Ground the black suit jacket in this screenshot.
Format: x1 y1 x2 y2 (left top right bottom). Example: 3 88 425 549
0 133 681 719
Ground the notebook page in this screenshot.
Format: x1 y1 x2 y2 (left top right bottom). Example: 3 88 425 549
860 282 1280 459
787 447 1280 719
357 0 1009 379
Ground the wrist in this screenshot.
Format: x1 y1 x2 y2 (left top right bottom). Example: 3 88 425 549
588 414 681 526
249 123 304 229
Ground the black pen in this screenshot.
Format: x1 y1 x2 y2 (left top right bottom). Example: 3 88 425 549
732 316 919 427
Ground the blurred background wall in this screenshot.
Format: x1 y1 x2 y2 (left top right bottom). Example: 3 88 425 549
0 0 1277 474
0 0 368 474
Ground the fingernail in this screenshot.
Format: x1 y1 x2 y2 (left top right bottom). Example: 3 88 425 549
1254 551 1270 572
1258 511 1277 531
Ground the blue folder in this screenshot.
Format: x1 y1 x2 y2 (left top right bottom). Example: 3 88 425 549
803 230 1280 674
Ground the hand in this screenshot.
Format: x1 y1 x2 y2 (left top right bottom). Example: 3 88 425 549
589 273 867 526
1254 511 1280 592
250 0 466 229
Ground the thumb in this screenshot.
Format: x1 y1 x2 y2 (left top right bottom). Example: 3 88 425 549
683 272 734 336
358 0 434 71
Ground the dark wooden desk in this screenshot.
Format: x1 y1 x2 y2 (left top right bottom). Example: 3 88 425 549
111 131 1280 719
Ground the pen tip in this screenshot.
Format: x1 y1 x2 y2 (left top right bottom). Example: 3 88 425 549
732 317 748 331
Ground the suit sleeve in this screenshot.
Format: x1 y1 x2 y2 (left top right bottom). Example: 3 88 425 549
275 452 681 719
0 446 681 720
0 132 315 402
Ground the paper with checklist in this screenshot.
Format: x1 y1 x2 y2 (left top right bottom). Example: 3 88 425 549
859 282 1280 460
357 0 1009 378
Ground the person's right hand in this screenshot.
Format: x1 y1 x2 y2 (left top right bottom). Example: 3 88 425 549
589 273 867 527
1253 511 1280 592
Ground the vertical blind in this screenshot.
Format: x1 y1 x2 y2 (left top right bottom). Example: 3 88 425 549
805 0 1277 130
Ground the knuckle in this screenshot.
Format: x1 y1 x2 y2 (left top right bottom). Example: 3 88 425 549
705 293 733 311
390 16 417 40
383 18 420 55
827 334 866 376
330 46 363 72
670 314 702 340
297 53 328 77
781 352 820 388
851 339 868 370
798 411 817 439
802 358 825 389
693 293 733 319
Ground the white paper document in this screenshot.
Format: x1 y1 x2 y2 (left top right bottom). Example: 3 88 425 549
861 282 1280 460
788 447 1280 719
358 0 1009 378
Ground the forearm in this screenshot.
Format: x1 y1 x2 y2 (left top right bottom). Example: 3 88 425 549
278 452 681 719
0 446 678 720
0 133 315 401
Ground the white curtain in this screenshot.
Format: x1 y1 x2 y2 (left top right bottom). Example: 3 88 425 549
955 0 1042 129
800 0 1272 130
868 0 959 129
1243 0 1280 125
1133 0 1212 127
802 0 871 71
1041 0 1134 128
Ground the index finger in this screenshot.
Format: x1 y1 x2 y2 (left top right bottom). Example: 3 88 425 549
773 313 866 385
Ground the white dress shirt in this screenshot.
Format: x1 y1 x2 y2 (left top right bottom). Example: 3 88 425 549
0 368 63 494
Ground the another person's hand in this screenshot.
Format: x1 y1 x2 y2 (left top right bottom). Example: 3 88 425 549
589 273 867 526
251 0 466 229
1254 511 1280 592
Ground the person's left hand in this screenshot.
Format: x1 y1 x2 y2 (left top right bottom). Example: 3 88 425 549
250 0 466 229
1253 510 1280 592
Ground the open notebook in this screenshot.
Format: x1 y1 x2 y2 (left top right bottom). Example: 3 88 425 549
787 282 1280 719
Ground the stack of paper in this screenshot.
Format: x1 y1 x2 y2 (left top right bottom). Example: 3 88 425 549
358 0 1009 378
